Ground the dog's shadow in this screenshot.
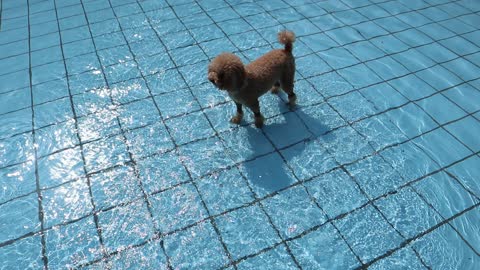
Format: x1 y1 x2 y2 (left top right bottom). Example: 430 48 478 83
237 99 332 198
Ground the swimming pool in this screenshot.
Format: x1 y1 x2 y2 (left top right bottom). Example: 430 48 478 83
1 0 479 268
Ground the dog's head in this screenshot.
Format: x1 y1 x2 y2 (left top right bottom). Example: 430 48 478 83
208 53 246 91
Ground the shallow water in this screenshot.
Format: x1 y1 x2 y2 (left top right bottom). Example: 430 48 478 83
1 0 480 269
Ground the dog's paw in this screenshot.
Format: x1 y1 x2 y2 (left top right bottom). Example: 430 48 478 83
230 114 243 124
288 94 297 108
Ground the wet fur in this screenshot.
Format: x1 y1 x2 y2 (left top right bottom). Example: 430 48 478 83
208 31 297 128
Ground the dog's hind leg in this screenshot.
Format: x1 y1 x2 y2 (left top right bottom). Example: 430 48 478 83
247 101 264 128
230 102 244 124
271 81 281 94
280 77 296 107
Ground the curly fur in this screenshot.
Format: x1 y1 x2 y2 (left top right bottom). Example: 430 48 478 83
207 31 297 128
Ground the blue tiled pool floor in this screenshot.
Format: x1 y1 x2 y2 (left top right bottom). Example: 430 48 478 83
1 0 480 269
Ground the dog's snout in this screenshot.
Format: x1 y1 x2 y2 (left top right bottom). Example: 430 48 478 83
209 78 215 84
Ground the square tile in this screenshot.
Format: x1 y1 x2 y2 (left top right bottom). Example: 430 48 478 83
34 97 73 128
0 194 40 243
98 200 154 253
77 110 121 143
370 35 409 54
145 69 188 95
395 29 433 47
32 79 69 105
215 204 280 260
306 168 368 218
170 45 208 66
281 136 337 181
0 161 35 204
380 141 439 182
154 89 200 119
337 63 383 89
385 103 437 138
65 53 101 75
117 98 161 129
417 94 466 125
414 171 479 219
290 223 360 269
239 152 297 198
94 32 127 51
165 112 215 145
111 78 150 105
107 239 168 269
31 46 63 67
197 167 254 216
322 125 375 165
374 16 410 33
46 216 102 268
125 122 175 158
263 112 310 149
413 128 471 167
237 244 297 270
296 54 332 78
219 127 275 163
416 43 458 63
376 187 442 239
325 26 364 46
217 18 252 35
104 61 141 85
178 136 234 178
264 185 327 238
63 39 95 59
42 179 92 227
447 156 480 197
0 133 34 167
150 183 207 233
335 205 403 263
137 151 190 194
397 11 431 27
369 247 426 270
450 207 480 253
90 165 142 210
37 145 84 188
164 221 229 269
0 236 43 270
318 47 359 70
360 83 408 112
83 135 130 173
69 70 106 95
347 152 407 199
389 74 436 100
443 57 480 82
230 31 268 51
413 224 480 268
72 87 112 117
352 21 389 39
329 91 376 122
353 113 408 151
31 61 67 85
308 71 353 98
440 36 479 57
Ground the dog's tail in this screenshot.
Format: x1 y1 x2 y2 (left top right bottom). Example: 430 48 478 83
278 30 296 53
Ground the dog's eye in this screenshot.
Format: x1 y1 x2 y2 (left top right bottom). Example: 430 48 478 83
218 72 224 79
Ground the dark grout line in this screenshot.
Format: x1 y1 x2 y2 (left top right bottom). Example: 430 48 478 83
26 0 49 268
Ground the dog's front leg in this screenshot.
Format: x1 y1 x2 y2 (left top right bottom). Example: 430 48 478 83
249 101 264 128
230 102 243 124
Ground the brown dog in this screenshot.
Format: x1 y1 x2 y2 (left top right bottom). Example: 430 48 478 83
207 31 297 128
